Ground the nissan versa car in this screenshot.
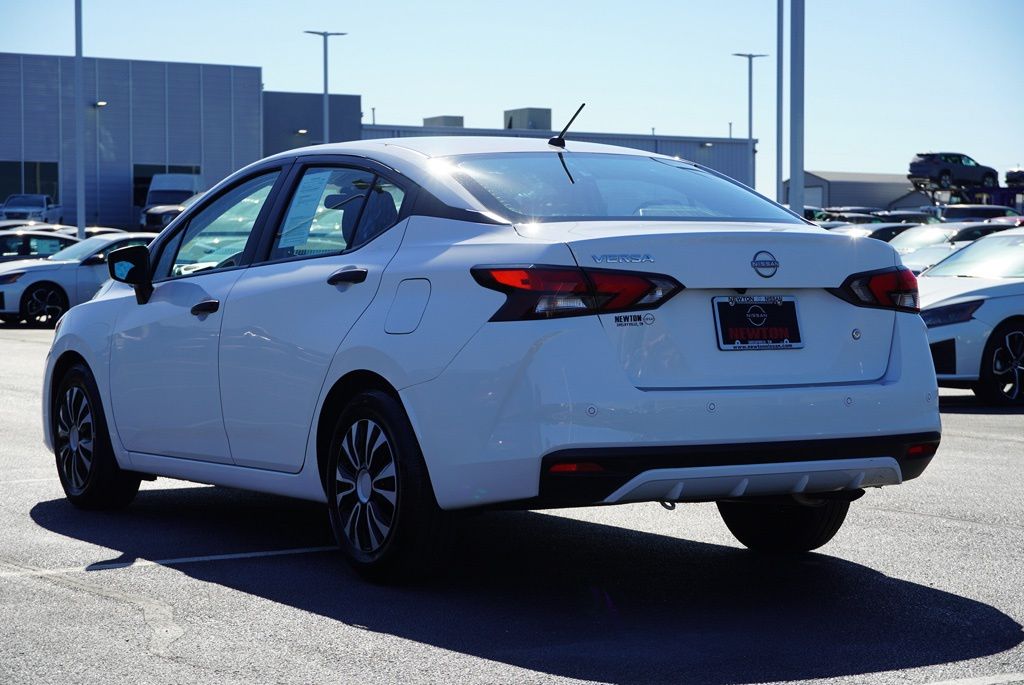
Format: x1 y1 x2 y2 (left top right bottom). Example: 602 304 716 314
42 137 941 579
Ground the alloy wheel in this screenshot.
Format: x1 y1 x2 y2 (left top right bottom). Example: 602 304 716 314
56 386 94 493
991 330 1024 401
25 286 65 325
334 418 398 554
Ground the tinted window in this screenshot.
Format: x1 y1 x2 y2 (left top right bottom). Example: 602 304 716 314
165 172 279 278
0 235 22 256
28 236 72 256
445 153 801 224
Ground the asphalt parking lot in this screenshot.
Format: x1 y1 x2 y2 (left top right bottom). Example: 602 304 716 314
1 325 1022 685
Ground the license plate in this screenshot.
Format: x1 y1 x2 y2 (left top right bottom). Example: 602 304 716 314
713 295 803 351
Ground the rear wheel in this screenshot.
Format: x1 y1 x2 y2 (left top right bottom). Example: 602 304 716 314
981 174 997 189
973 321 1024 405
21 283 68 327
717 498 850 552
938 171 952 189
326 390 451 581
53 363 140 508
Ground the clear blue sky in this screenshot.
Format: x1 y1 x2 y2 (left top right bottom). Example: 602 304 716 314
2 0 1022 196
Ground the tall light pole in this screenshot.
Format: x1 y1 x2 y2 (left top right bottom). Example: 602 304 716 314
790 0 805 216
732 53 767 189
74 0 85 239
776 0 784 203
304 30 346 144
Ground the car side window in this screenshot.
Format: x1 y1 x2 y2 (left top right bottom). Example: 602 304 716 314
962 157 976 167
356 179 405 247
95 238 151 262
269 167 374 261
28 236 70 256
160 171 279 279
0 235 22 256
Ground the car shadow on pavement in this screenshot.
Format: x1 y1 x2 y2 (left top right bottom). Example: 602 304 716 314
939 394 1024 415
30 487 1023 685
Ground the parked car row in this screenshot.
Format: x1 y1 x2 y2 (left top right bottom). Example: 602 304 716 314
0 194 62 223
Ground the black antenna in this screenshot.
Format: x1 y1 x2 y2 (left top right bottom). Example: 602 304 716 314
548 102 586 148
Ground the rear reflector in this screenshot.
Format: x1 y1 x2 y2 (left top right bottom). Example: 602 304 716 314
549 462 605 474
906 443 938 458
831 266 920 313
471 264 683 321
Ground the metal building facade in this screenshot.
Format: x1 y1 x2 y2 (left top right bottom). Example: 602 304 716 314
0 53 262 228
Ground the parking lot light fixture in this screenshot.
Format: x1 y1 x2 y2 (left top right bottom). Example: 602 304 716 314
296 129 308 135
732 52 768 188
304 30 346 144
94 100 107 108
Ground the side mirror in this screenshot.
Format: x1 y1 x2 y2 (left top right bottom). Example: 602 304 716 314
108 244 153 304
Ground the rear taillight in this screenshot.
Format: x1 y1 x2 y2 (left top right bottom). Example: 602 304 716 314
830 266 919 313
471 265 683 321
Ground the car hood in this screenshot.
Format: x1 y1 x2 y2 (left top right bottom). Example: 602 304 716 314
918 275 1024 309
0 259 74 276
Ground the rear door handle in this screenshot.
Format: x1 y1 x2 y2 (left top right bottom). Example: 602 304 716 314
327 267 368 285
190 299 220 316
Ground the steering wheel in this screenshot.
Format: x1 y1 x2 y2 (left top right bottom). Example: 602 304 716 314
214 252 242 270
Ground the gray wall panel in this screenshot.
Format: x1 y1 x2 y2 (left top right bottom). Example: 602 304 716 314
201 65 233 188
167 63 202 166
232 67 263 168
21 55 59 162
0 54 23 160
130 61 166 164
96 59 132 227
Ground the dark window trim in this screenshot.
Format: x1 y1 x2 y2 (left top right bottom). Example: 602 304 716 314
147 161 294 284
249 154 419 268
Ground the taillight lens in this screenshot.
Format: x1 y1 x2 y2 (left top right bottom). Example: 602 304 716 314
831 266 919 313
471 265 683 321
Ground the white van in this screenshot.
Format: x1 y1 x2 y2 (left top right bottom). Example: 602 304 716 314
139 174 201 227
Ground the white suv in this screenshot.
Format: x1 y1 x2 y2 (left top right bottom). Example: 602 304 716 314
1 194 62 223
42 137 941 579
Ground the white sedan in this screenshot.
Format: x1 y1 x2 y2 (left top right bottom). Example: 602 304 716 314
41 136 940 579
919 227 1024 404
0 233 152 325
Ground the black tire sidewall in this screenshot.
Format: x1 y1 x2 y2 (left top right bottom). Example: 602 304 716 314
326 390 441 576
53 363 139 507
22 283 67 327
976 321 1024 405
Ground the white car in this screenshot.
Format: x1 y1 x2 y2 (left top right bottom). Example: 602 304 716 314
919 227 1024 404
41 137 941 579
0 233 152 325
0 194 62 223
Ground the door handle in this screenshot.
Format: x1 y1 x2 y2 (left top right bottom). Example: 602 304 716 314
190 299 220 316
327 267 368 285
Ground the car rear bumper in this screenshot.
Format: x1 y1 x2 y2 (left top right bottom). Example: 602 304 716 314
401 312 941 510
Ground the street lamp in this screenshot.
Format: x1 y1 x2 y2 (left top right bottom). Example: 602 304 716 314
732 52 767 188
304 30 346 144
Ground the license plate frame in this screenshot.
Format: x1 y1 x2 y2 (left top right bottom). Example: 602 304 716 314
712 295 804 351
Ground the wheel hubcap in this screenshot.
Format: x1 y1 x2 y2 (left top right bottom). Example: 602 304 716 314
55 386 94 492
992 330 1024 401
334 419 397 554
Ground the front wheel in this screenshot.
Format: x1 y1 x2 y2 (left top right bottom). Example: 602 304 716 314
938 171 952 189
21 283 68 327
974 321 1024 405
326 390 451 581
981 174 997 189
717 498 850 552
53 363 141 508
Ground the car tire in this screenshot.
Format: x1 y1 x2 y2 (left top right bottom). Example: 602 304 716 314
973 320 1024 405
717 498 850 552
53 363 141 509
326 389 452 581
938 171 952 189
981 174 997 189
20 283 68 328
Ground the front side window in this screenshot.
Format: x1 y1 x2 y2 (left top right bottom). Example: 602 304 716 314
163 172 279 278
443 152 801 224
962 157 977 166
269 168 405 262
28 236 72 256
0 235 22 256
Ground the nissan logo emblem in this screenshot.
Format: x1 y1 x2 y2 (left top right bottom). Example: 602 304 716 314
751 251 779 278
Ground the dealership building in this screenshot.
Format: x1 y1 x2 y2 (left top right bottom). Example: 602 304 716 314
0 52 755 228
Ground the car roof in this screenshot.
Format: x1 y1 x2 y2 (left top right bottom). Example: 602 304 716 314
944 204 1013 210
5 230 79 239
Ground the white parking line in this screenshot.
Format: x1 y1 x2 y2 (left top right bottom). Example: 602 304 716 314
0 545 336 579
0 478 59 485
926 675 1024 685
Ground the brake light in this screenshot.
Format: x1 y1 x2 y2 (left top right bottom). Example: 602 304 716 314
831 266 919 313
471 265 682 321
906 443 938 458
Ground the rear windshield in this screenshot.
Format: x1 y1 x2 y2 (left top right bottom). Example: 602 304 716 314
889 227 956 250
925 235 1024 278
443 152 802 224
